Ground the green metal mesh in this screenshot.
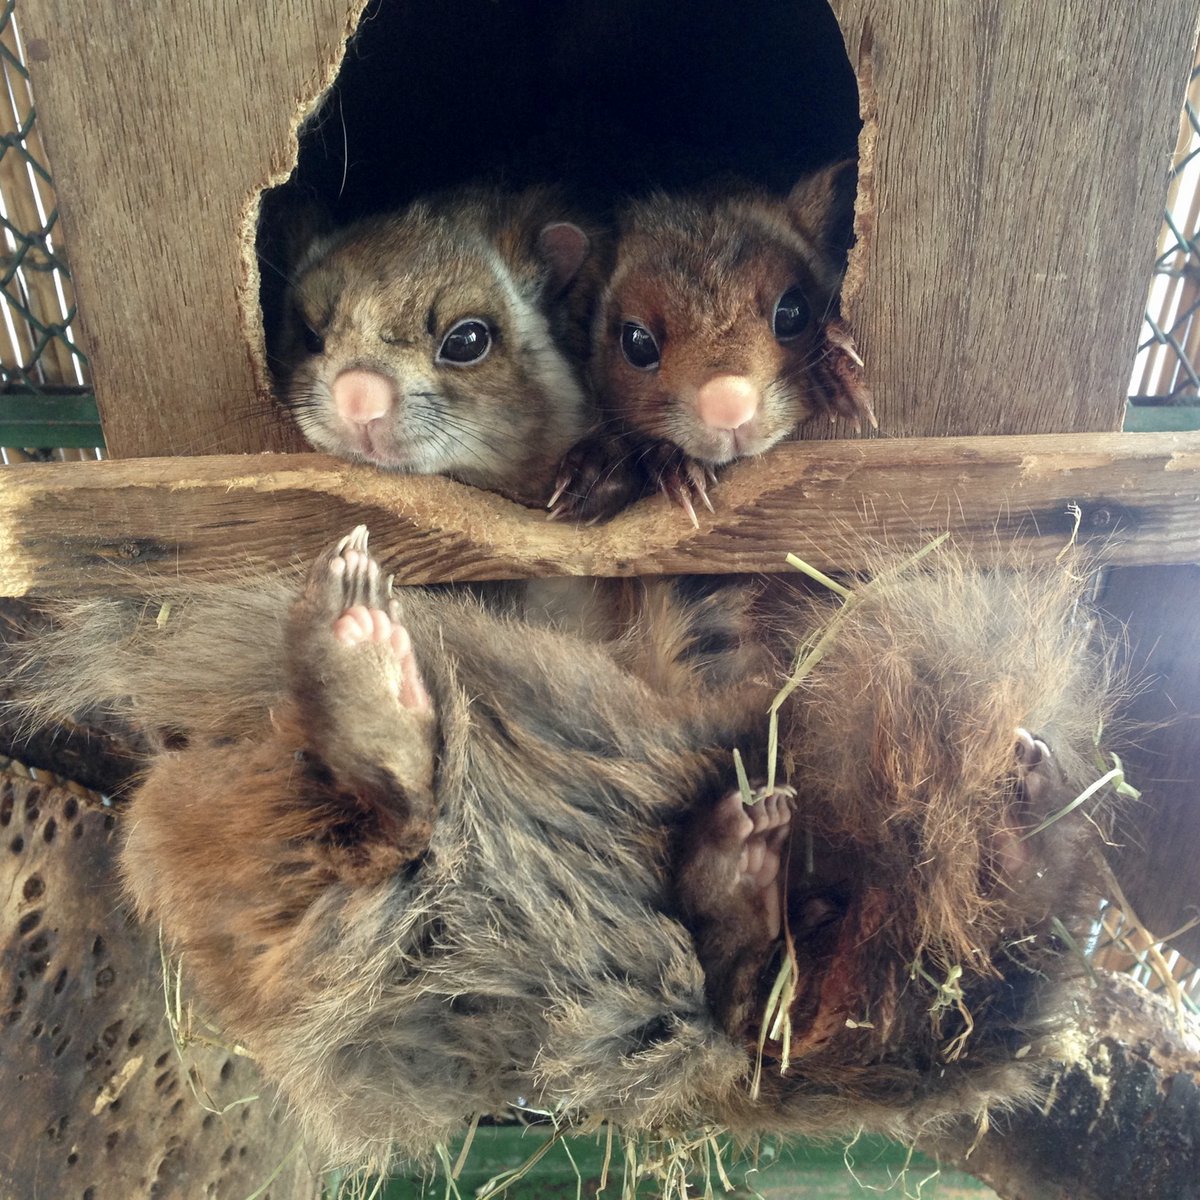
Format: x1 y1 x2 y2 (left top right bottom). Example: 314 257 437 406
0 0 101 454
1128 55 1200 430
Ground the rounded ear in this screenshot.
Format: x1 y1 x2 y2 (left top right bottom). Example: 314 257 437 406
787 158 858 257
537 221 592 292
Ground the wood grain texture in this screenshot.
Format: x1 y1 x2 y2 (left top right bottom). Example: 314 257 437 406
832 0 1200 437
17 0 365 459
18 0 1198 463
1 431 1198 597
1100 564 1200 964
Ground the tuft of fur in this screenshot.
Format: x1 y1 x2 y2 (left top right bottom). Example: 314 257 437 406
7 540 1122 1171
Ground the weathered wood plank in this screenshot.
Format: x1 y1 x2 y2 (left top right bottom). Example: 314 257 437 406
18 0 363 459
1 432 1198 597
17 0 1198 462
833 0 1200 436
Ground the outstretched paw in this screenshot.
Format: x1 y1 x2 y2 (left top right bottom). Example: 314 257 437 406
547 433 647 524
307 526 430 714
711 785 795 940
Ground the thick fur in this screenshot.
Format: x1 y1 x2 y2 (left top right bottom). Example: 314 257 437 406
547 162 874 521
9 544 1119 1171
275 186 608 504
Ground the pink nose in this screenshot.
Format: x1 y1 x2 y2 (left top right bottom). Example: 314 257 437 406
332 369 394 425
695 375 759 430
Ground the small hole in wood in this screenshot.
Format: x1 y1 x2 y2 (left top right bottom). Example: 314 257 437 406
91 936 106 957
63 796 79 820
22 874 44 901
43 817 57 842
10 835 25 853
18 910 41 935
52 969 69 996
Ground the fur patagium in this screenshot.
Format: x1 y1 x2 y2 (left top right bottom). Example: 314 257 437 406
14 538 1118 1170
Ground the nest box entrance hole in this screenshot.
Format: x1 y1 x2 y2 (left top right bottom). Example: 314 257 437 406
251 0 863 405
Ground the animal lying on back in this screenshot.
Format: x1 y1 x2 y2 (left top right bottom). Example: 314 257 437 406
13 537 1117 1173
548 161 875 524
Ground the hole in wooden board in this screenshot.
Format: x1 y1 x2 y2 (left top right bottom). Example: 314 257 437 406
251 0 861 425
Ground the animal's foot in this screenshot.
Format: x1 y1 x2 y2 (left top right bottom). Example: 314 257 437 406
712 785 795 940
1014 726 1054 806
812 317 877 430
546 432 644 524
642 440 717 528
306 526 430 714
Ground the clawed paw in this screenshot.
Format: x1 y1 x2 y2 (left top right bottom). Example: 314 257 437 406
311 526 430 713
709 785 796 940
1014 726 1055 805
546 434 646 524
645 443 718 528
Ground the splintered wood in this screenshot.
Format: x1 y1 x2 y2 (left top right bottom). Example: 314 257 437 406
0 431 1197 596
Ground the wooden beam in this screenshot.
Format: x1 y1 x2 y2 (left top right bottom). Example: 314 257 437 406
2 431 1198 597
833 0 1200 436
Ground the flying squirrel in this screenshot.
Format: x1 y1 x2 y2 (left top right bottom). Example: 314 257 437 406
10 533 1122 1172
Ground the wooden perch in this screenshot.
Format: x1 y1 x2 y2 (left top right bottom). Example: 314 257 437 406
1 431 1199 596
925 972 1200 1200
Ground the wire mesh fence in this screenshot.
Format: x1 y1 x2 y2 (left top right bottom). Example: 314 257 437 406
0 0 100 460
1127 46 1200 431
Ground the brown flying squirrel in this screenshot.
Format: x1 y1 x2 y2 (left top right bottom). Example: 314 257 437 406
548 162 875 523
13 535 1121 1171
275 187 604 506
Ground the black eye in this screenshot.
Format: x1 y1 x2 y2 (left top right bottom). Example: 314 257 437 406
437 319 492 366
620 322 660 370
301 322 325 355
772 287 811 341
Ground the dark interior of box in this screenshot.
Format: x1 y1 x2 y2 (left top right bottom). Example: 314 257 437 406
257 0 859 363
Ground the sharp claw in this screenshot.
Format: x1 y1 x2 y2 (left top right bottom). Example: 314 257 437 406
546 505 566 522
546 477 570 510
699 484 715 514
679 491 699 528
